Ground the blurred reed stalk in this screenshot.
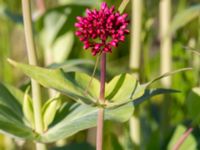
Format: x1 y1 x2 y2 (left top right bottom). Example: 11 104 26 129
159 0 172 87
159 0 172 146
129 0 143 147
21 0 46 150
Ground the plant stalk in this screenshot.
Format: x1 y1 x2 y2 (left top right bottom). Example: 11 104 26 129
96 53 106 150
159 0 172 87
21 0 46 149
159 0 172 147
129 0 143 147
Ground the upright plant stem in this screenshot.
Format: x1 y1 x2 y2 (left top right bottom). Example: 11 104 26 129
159 0 172 146
159 0 172 87
130 0 142 73
129 0 143 147
96 53 106 150
21 0 46 150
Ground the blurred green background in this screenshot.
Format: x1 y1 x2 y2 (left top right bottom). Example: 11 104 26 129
0 0 200 150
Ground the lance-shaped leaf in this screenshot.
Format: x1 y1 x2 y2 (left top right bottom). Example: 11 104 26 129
0 83 36 140
42 95 61 131
8 59 96 105
37 102 134 143
186 87 200 124
0 115 37 141
105 74 145 107
170 4 200 34
167 125 197 150
23 87 34 128
0 83 23 116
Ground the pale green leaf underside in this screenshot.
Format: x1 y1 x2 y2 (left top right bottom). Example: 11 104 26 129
8 60 145 107
167 125 197 150
170 4 200 34
38 102 133 143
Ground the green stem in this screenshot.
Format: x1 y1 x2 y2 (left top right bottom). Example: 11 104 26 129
21 0 46 149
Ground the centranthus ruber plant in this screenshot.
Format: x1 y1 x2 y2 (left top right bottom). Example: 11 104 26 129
0 0 189 150
75 2 129 150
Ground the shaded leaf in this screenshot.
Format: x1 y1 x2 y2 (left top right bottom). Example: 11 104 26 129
186 87 200 124
8 59 96 105
170 4 200 34
0 83 23 119
0 115 36 140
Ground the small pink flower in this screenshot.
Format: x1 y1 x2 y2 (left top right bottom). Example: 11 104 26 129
75 2 129 55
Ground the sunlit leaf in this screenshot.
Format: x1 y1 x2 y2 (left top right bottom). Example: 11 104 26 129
42 95 61 131
167 125 197 150
8 59 96 105
23 87 34 128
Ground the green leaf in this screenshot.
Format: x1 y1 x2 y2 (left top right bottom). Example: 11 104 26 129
0 115 36 140
38 102 133 143
23 87 34 128
170 4 200 34
42 95 61 131
0 83 36 140
76 72 100 99
167 125 197 150
0 83 23 119
186 87 200 124
105 74 145 107
49 59 94 72
36 5 86 62
8 59 96 105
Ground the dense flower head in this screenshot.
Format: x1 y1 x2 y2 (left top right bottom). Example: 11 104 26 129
75 2 129 55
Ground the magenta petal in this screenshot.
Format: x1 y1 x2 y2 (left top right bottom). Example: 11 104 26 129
101 2 107 10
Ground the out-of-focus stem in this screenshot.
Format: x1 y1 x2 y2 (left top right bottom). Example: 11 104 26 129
129 0 143 147
96 53 106 150
130 0 142 74
159 0 172 146
21 0 46 149
172 127 193 150
159 0 172 87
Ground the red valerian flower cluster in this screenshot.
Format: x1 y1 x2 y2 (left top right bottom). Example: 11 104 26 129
75 2 129 55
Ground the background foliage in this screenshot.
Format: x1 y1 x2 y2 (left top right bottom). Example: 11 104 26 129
0 0 200 150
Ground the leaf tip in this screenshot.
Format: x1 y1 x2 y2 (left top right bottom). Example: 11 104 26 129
7 58 17 66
